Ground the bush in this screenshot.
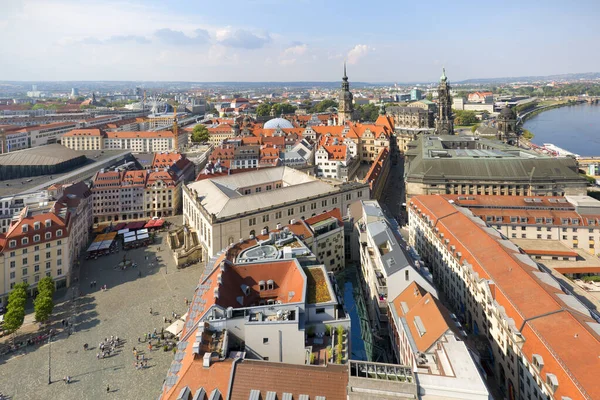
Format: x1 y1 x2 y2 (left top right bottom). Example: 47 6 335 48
163 345 169 352
582 275 600 282
325 325 332 336
326 346 333 360
336 352 343 364
310 352 316 364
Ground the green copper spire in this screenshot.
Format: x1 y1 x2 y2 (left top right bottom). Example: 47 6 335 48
440 67 447 82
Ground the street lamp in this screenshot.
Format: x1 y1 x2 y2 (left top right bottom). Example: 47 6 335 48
47 329 53 384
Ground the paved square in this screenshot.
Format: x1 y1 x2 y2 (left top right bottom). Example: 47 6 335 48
0 231 204 400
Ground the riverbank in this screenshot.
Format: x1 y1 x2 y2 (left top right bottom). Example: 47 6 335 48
523 102 600 156
519 99 583 124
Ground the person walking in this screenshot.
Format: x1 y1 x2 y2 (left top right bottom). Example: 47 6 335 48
106 385 110 394
149 307 153 315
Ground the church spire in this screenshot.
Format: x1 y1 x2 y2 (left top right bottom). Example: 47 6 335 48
440 67 447 82
343 61 348 81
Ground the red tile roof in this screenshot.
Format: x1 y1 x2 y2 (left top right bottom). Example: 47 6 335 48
410 195 600 400
105 131 174 139
230 361 348 400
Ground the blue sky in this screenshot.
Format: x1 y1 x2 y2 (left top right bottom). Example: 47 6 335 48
1 0 599 82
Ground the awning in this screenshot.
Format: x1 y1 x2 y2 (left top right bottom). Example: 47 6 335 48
137 233 149 240
87 242 101 252
124 236 136 243
124 231 136 238
117 228 130 235
137 228 148 235
166 319 184 337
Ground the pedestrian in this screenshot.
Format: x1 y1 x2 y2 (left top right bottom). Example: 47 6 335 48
144 333 147 341
97 353 100 359
148 342 152 351
138 337 141 343
107 385 110 394
144 360 147 368
149 307 153 315
67 376 71 384
163 316 166 323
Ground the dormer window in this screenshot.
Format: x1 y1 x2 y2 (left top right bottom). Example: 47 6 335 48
267 279 274 291
45 232 51 240
33 235 40 242
259 280 265 291
56 229 63 237
546 373 558 392
22 224 28 233
45 219 51 228
532 354 544 370
9 240 16 248
34 222 40 230
22 237 28 245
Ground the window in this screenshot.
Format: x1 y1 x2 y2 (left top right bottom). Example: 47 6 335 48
346 194 352 201
358 190 363 198
248 218 256 226
21 237 28 245
332 197 338 204
275 211 282 219
57 259 62 266
10 260 15 268
34 265 39 272
33 235 40 242
46 262 51 270
10 271 15 280
46 243 51 248
34 254 39 262
288 208 294 216
255 187 261 193
57 269 62 276
34 246 39 252
45 232 51 239
57 249 62 256
262 215 269 223
266 185 272 191
46 251 51 259
22 268 28 276
22 257 28 265
311 202 317 210
316 308 325 314
321 200 327 207
300 205 306 213
22 224 28 233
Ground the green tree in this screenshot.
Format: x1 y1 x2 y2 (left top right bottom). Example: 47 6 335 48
191 124 210 143
425 93 433 101
313 99 338 113
271 103 297 116
453 110 478 125
4 284 28 334
34 293 54 323
37 276 55 297
256 103 272 117
356 104 379 121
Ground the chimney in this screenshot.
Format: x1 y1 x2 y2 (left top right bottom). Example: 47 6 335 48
203 352 211 368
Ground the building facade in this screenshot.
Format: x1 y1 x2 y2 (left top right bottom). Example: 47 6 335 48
183 166 368 258
404 135 587 198
409 195 600 400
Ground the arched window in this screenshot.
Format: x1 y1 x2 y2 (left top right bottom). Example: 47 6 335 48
249 230 256 237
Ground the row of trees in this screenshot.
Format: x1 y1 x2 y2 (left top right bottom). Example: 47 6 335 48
453 110 479 126
256 102 298 117
3 277 55 336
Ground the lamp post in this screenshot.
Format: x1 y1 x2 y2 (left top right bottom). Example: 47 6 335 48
47 329 53 385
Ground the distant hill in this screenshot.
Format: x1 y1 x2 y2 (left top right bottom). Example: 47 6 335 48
456 72 600 85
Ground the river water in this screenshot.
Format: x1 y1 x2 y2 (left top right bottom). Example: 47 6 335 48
524 103 600 156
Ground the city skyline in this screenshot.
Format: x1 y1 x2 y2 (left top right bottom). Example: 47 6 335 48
2 0 600 82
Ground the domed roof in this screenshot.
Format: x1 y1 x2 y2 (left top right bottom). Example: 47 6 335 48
264 117 294 129
500 106 516 119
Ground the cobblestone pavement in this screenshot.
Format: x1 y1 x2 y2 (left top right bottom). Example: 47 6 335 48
0 232 203 400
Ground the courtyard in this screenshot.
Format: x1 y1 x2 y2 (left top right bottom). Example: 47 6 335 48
0 230 204 400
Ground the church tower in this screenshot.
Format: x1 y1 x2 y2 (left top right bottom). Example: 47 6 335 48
338 62 354 125
435 68 454 135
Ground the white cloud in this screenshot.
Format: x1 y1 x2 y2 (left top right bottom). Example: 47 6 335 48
216 28 271 49
282 44 307 57
347 44 370 65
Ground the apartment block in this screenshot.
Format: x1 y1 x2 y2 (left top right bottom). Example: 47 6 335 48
409 195 600 400
183 166 368 258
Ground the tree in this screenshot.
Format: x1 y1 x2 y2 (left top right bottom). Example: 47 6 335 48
37 276 55 297
34 294 54 323
4 284 28 334
453 110 478 126
191 124 210 143
271 103 297 116
426 93 433 101
256 103 272 117
313 99 338 113
356 104 379 121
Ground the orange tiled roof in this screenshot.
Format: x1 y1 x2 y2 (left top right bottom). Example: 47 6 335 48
410 195 600 400
63 128 105 137
391 282 454 353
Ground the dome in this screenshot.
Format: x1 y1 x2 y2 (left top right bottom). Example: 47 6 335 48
264 117 294 129
500 106 516 119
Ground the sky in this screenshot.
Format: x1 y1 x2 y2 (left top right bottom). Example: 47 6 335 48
1 0 600 82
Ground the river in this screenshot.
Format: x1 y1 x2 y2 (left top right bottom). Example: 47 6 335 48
524 103 600 156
